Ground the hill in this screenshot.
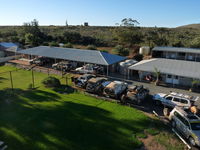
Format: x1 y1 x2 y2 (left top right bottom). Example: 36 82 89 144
177 23 200 29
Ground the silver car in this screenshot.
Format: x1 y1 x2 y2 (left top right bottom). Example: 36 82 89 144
169 107 200 147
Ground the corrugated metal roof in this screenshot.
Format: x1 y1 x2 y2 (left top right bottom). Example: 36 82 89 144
0 42 19 52
152 46 200 54
18 46 126 66
128 58 200 79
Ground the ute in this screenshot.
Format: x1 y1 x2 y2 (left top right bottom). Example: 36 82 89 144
85 77 107 94
120 85 149 105
72 74 95 88
103 81 128 99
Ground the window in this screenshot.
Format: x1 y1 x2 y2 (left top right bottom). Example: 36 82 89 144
180 99 188 104
174 111 189 126
166 96 173 101
173 97 180 102
174 76 179 79
167 75 172 78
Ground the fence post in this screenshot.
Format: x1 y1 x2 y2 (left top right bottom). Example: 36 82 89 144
32 69 35 88
48 68 50 76
66 76 68 85
9 71 14 90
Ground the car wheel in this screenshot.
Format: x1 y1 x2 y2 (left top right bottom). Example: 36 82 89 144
120 94 126 104
189 137 196 147
171 120 176 128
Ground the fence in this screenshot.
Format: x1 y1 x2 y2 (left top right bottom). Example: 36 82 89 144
0 67 72 91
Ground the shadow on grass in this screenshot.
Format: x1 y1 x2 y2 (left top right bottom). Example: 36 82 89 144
0 76 8 83
53 84 77 94
0 88 181 150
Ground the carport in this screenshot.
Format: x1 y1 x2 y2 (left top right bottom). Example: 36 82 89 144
18 46 126 75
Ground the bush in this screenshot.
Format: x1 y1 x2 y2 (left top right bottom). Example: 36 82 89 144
87 44 97 50
49 42 59 47
64 42 73 48
113 45 129 56
42 76 61 88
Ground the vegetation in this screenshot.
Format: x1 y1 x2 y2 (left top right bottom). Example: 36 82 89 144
42 76 61 88
0 66 185 150
86 44 97 50
112 45 129 56
1 19 200 54
63 42 73 48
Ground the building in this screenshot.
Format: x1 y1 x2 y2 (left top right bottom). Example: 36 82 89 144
128 58 200 86
18 46 126 75
0 42 20 56
152 46 200 62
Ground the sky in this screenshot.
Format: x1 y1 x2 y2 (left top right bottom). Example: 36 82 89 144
0 0 200 27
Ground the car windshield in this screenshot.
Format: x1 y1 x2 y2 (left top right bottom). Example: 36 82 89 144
190 122 200 130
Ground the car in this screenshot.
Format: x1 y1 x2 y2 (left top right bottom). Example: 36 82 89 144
103 81 128 99
52 61 74 72
153 92 199 109
72 74 95 88
169 107 200 147
85 77 107 94
75 64 104 74
120 85 149 105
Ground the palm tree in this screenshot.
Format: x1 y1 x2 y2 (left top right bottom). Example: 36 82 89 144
154 67 161 86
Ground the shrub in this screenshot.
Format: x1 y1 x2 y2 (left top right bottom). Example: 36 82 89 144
49 42 59 47
87 44 97 50
113 45 129 56
64 42 73 48
42 76 61 88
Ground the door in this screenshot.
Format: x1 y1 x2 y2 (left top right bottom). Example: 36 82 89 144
166 74 173 84
173 76 179 85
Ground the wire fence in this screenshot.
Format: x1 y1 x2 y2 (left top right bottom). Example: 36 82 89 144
0 66 72 91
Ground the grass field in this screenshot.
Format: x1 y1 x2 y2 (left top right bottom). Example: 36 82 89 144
0 65 185 150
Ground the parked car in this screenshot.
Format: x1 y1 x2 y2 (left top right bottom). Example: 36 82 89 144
169 107 200 147
75 64 104 74
72 74 95 88
120 85 149 105
85 77 107 94
103 81 128 99
30 57 50 66
153 92 199 109
52 61 74 72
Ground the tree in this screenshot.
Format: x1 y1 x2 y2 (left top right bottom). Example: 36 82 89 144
190 37 200 48
121 18 139 27
115 28 143 46
154 67 161 86
23 19 44 46
25 33 40 46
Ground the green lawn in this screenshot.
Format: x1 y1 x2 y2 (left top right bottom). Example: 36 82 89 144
0 66 184 150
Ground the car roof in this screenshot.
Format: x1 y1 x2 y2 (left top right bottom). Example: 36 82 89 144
170 92 198 101
174 107 200 121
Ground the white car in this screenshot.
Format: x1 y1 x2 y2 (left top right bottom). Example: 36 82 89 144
153 92 199 109
75 64 94 74
169 107 200 147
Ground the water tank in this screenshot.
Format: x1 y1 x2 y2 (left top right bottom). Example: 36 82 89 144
139 46 150 55
0 51 5 58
